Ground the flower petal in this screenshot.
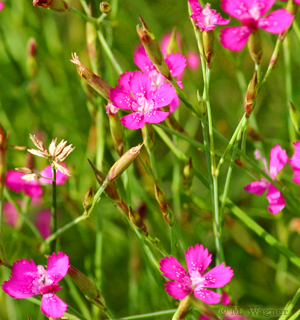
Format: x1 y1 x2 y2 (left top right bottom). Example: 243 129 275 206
258 9 294 34
220 26 251 51
289 141 300 171
269 144 288 179
266 184 285 214
144 110 169 124
194 287 222 304
165 52 187 77
160 256 189 281
47 252 70 283
118 71 135 91
220 0 251 20
23 180 43 198
129 71 152 100
35 209 52 239
201 262 234 288
165 280 190 300
151 83 176 108
244 180 269 195
120 113 145 129
109 86 135 111
6 171 25 193
133 46 155 74
39 164 69 185
185 244 212 276
2 258 39 298
41 293 68 319
187 52 200 71
292 170 300 185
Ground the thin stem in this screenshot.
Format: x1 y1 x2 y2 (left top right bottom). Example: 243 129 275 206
110 309 177 320
51 167 58 253
97 30 123 76
69 6 97 24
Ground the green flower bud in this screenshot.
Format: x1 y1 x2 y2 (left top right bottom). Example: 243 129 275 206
83 187 94 211
154 182 174 226
100 2 111 14
244 71 258 117
247 29 262 65
129 207 148 235
289 101 300 133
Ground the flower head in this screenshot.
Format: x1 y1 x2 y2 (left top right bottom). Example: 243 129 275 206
244 145 288 214
220 0 294 51
188 0 230 32
134 46 186 112
109 71 176 129
160 244 234 304
28 134 74 176
2 252 69 318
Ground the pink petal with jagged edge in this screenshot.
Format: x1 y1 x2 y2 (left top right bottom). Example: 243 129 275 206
145 110 169 124
289 141 300 170
220 0 252 20
41 293 68 319
165 52 187 77
40 164 69 185
201 262 234 288
185 244 212 276
47 252 70 283
266 184 285 214
118 71 134 91
133 46 155 74
194 287 222 304
258 9 293 34
23 180 43 197
244 180 269 195
220 26 251 51
269 144 288 179
165 280 191 300
188 0 201 14
292 170 300 185
130 71 152 100
160 256 189 281
120 113 145 129
170 95 181 113
2 259 39 298
109 86 135 111
151 83 176 108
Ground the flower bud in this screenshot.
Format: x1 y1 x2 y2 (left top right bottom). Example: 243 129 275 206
137 16 170 79
33 0 69 12
83 187 94 211
107 144 143 183
289 101 300 133
154 182 174 226
70 53 112 100
244 71 258 117
202 30 214 66
27 37 38 76
247 29 262 65
106 103 125 156
100 2 111 14
182 157 194 190
166 27 180 55
129 206 148 235
67 265 106 308
88 159 129 216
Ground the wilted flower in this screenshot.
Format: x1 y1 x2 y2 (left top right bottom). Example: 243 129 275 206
109 71 176 129
220 0 294 52
244 145 288 214
2 252 69 318
188 0 230 32
160 244 234 304
28 134 74 176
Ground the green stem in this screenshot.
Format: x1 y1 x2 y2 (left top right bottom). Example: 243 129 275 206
69 6 97 24
97 30 123 76
110 309 177 320
51 167 58 253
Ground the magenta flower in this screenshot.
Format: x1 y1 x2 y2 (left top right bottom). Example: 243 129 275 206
201 315 249 320
35 208 52 239
3 201 20 228
133 46 186 112
6 164 69 197
160 244 234 304
109 71 176 129
220 0 294 51
0 2 4 11
188 0 230 32
244 145 288 214
289 141 300 184
2 252 69 319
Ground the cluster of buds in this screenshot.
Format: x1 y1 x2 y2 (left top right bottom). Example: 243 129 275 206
28 134 74 176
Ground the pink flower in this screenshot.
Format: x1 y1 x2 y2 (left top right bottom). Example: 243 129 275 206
3 201 20 228
188 0 230 32
133 46 186 112
159 244 234 304
2 252 69 319
244 145 288 214
0 2 4 11
187 52 200 70
6 164 69 197
289 141 300 184
200 315 249 320
220 0 294 51
109 71 176 129
35 208 52 239
6 171 43 197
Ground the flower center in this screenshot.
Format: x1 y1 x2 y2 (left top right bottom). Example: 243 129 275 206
136 94 153 114
189 270 205 289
